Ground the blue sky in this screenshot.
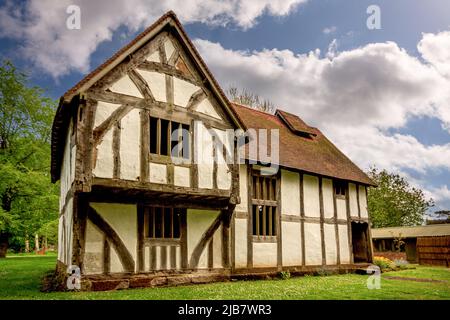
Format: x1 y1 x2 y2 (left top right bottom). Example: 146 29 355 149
1 0 449 213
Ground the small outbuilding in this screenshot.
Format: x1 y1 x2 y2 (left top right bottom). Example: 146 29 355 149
371 224 450 266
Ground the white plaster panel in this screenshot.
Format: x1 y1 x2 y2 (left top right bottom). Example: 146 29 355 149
164 39 176 61
324 223 337 265
90 203 137 272
65 198 73 266
146 50 160 63
336 198 347 220
109 74 143 98
176 246 181 270
110 246 123 273
83 220 104 275
217 163 231 190
57 215 64 262
338 224 350 264
173 77 199 107
93 129 113 179
195 121 214 189
94 101 121 128
359 185 368 218
198 247 208 269
253 242 277 267
234 218 247 268
349 183 359 217
281 170 300 215
174 165 190 187
145 246 150 271
155 246 161 270
213 225 222 268
236 165 248 212
303 175 320 218
322 178 334 219
187 210 219 269
304 222 322 265
137 69 166 102
282 221 302 266
120 109 141 180
149 162 167 184
195 98 221 119
59 121 76 214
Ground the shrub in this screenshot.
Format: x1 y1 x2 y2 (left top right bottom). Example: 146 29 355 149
373 256 396 271
279 271 291 280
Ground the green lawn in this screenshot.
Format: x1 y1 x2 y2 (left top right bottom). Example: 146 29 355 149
0 254 449 300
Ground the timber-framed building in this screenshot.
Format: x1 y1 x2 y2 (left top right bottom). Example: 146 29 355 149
51 11 375 290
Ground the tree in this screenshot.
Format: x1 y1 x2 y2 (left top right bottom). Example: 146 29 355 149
0 60 58 257
226 86 275 113
426 210 450 224
366 167 434 228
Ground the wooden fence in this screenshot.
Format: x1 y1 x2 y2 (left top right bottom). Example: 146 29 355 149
417 236 450 267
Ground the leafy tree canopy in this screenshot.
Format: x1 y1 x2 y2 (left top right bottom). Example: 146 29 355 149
367 167 434 228
0 60 58 256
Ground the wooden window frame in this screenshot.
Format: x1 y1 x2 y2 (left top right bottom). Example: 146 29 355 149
251 170 278 239
144 206 184 243
149 116 191 164
334 180 347 199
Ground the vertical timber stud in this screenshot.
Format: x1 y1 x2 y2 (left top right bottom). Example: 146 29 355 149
319 177 326 266
83 98 96 192
208 238 214 269
180 211 188 269
333 184 341 265
212 136 218 190
137 204 145 272
103 238 110 274
345 184 354 263
167 164 174 185
112 121 121 179
161 246 167 270
71 193 88 272
300 173 306 266
247 165 253 268
277 171 282 270
190 120 198 189
222 208 232 269
140 110 150 182
231 210 236 271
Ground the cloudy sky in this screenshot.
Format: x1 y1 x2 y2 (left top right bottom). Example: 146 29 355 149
1 0 450 212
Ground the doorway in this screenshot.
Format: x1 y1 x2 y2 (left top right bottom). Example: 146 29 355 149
351 221 370 263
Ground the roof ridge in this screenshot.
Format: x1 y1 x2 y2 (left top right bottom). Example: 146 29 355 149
231 102 276 116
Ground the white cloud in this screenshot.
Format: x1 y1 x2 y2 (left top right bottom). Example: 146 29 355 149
193 31 450 207
0 0 306 78
418 30 450 78
323 26 337 34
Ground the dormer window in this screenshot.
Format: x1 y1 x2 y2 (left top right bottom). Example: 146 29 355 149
275 110 316 139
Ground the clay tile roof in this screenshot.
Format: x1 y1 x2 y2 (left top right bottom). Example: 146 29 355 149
230 103 375 186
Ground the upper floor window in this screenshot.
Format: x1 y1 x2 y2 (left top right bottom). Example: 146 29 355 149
251 171 277 237
149 116 190 159
334 180 347 197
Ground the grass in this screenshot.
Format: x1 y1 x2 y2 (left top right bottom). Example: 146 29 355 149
0 254 449 300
